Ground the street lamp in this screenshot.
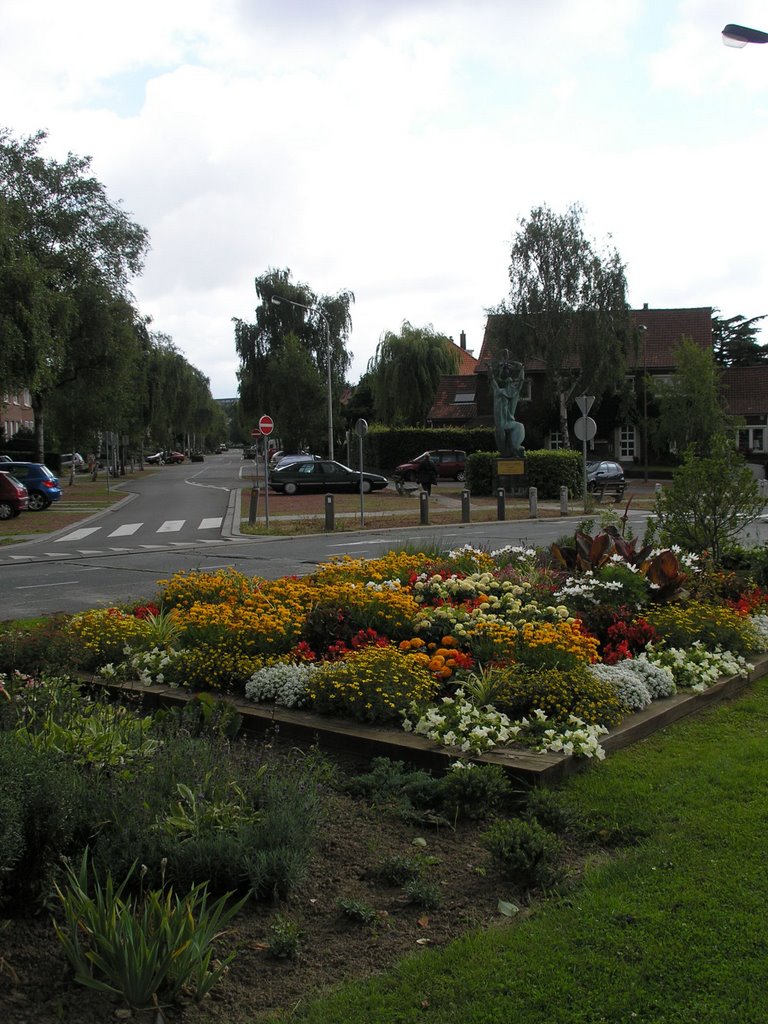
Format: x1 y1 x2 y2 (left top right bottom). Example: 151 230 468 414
722 23 768 47
269 294 334 461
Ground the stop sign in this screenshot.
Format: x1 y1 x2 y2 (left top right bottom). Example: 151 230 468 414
250 428 260 438
258 414 274 436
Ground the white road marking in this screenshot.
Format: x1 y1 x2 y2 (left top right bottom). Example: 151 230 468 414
199 517 223 529
54 527 101 542
109 523 142 537
157 520 184 533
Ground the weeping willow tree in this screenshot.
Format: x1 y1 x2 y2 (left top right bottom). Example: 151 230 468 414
367 322 459 425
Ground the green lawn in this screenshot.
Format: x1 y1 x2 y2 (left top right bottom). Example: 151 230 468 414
262 677 768 1024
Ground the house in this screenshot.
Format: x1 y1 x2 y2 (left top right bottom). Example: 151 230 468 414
721 364 768 457
426 331 479 427
1 388 34 441
427 306 717 466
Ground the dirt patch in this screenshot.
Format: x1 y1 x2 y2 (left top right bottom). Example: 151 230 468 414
2 747 561 1024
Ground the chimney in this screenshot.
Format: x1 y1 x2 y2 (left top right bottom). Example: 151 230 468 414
460 330 466 350
643 302 649 310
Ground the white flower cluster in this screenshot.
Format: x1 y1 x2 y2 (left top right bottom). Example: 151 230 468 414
749 613 768 651
489 544 538 567
588 662 654 712
446 543 487 565
365 579 404 592
645 641 752 693
126 646 178 687
245 661 317 707
412 571 569 628
531 713 608 760
403 689 520 753
403 693 608 760
624 655 677 699
554 571 629 607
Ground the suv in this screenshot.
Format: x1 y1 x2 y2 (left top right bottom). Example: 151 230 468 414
0 471 29 519
1 462 60 511
393 450 467 484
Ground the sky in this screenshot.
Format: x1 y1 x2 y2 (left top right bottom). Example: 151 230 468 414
3 0 768 400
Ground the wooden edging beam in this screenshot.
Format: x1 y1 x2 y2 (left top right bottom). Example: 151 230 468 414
89 652 768 787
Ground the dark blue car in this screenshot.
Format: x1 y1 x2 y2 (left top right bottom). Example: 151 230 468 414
3 462 63 510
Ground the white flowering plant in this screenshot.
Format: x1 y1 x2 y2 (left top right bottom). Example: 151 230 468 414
245 661 317 707
645 641 752 692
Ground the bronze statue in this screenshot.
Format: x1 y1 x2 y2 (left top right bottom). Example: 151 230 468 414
488 352 525 458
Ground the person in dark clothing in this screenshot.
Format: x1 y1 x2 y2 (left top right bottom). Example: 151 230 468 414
417 457 438 495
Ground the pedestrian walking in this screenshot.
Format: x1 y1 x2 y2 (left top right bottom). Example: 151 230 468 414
417 457 438 495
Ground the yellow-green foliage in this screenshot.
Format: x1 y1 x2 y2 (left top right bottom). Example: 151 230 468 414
157 568 257 609
493 664 626 728
312 552 427 586
67 609 150 667
305 645 440 723
645 600 759 656
162 645 263 692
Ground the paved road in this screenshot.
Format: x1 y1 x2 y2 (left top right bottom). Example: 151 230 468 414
0 456 656 619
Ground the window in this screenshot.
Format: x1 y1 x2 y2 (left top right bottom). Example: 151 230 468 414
619 425 636 460
549 431 564 450
738 427 765 452
454 391 475 404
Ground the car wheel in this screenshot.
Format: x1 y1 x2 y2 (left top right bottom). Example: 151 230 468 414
27 491 50 511
362 479 372 494
456 470 465 482
284 482 298 495
0 501 14 520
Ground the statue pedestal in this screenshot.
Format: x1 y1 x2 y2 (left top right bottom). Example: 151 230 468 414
496 457 527 497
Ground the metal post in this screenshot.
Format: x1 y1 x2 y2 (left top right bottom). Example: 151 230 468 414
461 489 471 523
560 485 569 516
263 446 270 530
325 493 334 531
420 491 429 525
496 487 506 521
582 430 589 513
358 432 364 525
248 485 259 524
528 486 538 519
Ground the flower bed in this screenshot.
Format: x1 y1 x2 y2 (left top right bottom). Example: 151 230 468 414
62 533 768 768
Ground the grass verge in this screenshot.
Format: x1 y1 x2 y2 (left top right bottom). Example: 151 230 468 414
261 676 768 1024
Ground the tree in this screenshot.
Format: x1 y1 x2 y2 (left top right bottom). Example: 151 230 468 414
366 322 459 426
653 435 764 563
712 310 768 367
0 128 149 461
650 337 735 457
503 202 631 446
235 267 354 450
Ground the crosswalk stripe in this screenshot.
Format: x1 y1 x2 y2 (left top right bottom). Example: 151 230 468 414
109 523 142 537
55 527 101 542
199 517 222 529
157 520 184 533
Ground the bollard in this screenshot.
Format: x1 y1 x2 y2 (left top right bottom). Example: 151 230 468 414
559 485 569 516
461 489 471 523
655 482 662 496
324 493 335 531
248 484 259 524
528 486 538 519
420 490 429 525
496 487 506 521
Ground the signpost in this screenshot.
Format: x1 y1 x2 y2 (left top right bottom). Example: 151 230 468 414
355 419 368 525
575 396 595 510
257 415 274 528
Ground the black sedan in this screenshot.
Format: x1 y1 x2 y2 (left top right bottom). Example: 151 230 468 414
586 460 625 491
269 459 389 495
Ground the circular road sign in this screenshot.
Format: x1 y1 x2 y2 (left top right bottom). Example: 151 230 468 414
573 416 597 442
250 428 260 438
258 415 274 436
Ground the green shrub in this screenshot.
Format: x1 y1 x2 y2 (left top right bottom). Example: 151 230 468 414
481 817 564 888
404 875 444 910
338 897 378 924
267 914 301 959
54 851 246 1010
0 618 82 675
371 854 425 887
439 763 517 821
645 599 760 656
494 664 626 729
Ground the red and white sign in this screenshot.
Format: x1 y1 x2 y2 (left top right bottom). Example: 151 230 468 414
250 428 261 438
258 414 274 436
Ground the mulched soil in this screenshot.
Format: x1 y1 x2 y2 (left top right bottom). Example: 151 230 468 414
1 745 570 1024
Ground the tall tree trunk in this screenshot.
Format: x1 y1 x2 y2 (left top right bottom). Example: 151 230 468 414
31 390 45 463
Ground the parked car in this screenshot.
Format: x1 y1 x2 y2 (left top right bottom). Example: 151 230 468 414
145 450 185 465
243 445 259 460
60 452 86 472
393 450 467 484
269 459 389 495
216 443 228 453
273 453 319 471
0 455 12 463
586 460 625 491
0 471 29 519
1 462 62 510
190 451 205 462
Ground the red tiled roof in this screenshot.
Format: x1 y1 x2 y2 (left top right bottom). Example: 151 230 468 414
427 374 477 422
446 338 478 374
476 307 713 372
720 365 768 416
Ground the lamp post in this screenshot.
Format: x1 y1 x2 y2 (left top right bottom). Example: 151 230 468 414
722 23 768 46
269 294 334 461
